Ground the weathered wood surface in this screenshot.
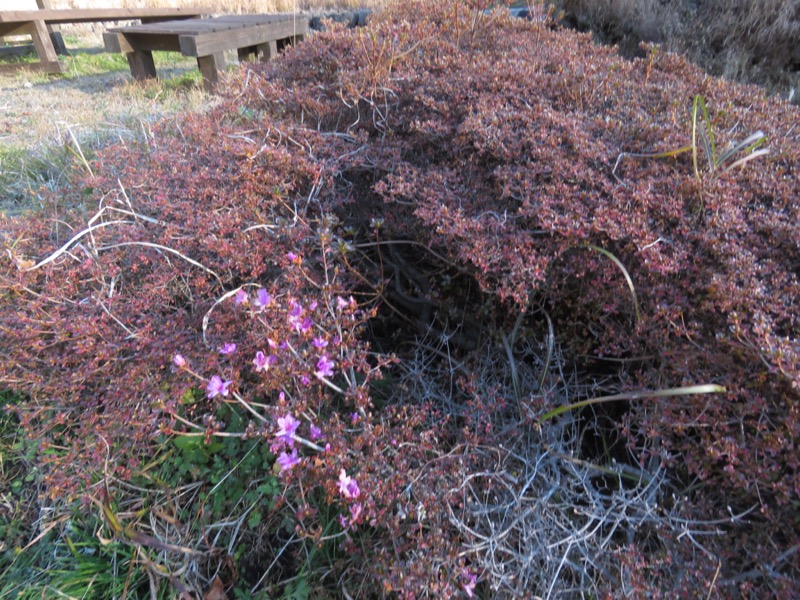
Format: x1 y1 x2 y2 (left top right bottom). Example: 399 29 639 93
104 14 308 90
0 6 212 75
0 8 211 25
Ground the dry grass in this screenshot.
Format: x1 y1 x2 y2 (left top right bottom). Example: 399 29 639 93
553 0 799 101
9 0 383 13
0 1 385 214
0 41 210 214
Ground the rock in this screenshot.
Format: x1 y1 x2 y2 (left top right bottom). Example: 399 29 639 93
308 10 371 32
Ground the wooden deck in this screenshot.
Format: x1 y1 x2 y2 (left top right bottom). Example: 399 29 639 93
104 14 308 90
0 6 211 74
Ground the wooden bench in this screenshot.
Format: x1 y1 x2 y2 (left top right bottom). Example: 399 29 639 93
0 5 211 74
103 14 308 90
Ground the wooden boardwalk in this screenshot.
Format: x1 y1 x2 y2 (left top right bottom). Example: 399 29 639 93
104 14 308 90
0 6 210 74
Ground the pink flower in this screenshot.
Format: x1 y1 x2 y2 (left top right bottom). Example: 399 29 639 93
308 300 318 311
233 289 248 306
315 354 335 378
349 502 363 522
253 351 276 372
462 571 477 598
311 336 328 349
337 469 360 499
276 413 300 445
253 288 271 311
338 514 348 528
287 252 299 262
219 342 237 355
336 296 356 311
277 448 300 472
206 375 232 398
288 301 303 318
288 301 309 332
172 354 186 368
309 424 324 440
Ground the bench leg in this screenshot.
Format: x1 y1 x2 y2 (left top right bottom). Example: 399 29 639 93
197 52 225 91
30 19 61 71
50 31 68 56
237 47 251 63
237 40 278 63
126 50 157 81
257 40 278 62
277 35 304 53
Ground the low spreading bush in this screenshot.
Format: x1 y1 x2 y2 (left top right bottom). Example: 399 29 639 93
1 1 798 596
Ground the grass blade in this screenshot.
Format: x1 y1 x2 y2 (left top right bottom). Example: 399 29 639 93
537 383 726 422
717 131 767 165
580 244 641 324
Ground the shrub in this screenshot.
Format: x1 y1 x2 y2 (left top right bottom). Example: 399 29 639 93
1 1 798 596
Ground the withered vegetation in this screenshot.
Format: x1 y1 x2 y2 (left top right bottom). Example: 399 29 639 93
1 1 798 597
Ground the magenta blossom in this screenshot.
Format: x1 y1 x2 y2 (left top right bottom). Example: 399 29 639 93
309 424 324 440
253 351 276 372
288 301 306 332
276 413 300 445
299 317 313 334
219 342 237 355
253 288 271 311
316 354 335 378
206 375 232 399
462 571 477 598
349 502 363 522
311 336 328 349
276 448 300 472
337 469 360 499
172 353 186 368
233 289 248 306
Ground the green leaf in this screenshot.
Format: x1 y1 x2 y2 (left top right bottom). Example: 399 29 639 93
173 435 223 455
247 511 262 528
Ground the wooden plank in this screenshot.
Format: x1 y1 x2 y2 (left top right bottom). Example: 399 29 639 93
106 15 306 37
108 19 286 37
0 22 34 37
108 20 217 36
196 51 224 90
126 50 156 80
203 15 303 25
36 0 67 56
116 32 183 53
179 19 306 57
0 8 212 25
102 31 128 54
30 19 58 63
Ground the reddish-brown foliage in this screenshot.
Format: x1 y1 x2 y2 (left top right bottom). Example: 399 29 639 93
1 1 798 596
